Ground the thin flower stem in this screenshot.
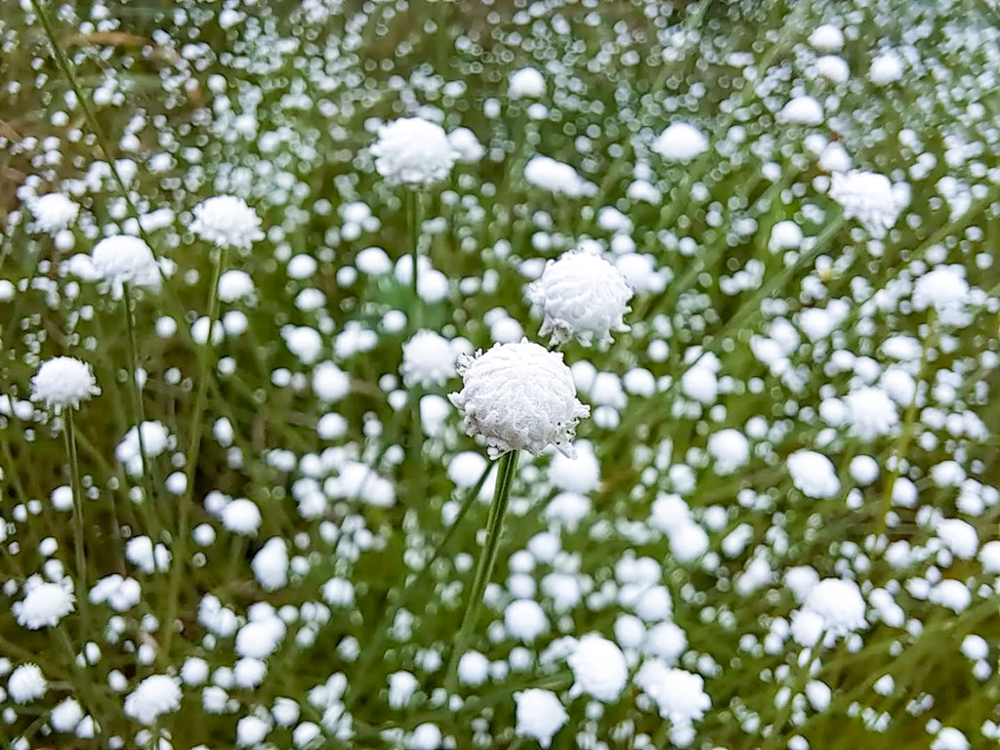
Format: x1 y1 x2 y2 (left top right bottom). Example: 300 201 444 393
762 642 821 750
63 409 89 635
122 283 159 521
162 246 227 661
409 188 423 333
446 449 520 690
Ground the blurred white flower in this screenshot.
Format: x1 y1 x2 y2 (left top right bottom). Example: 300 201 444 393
780 95 824 125
843 386 899 440
912 265 971 325
635 660 711 723
509 66 546 99
401 330 458 387
524 155 596 197
371 117 457 186
802 578 867 637
14 581 75 629
449 339 590 459
707 429 750 475
808 24 844 51
91 235 161 294
567 633 628 702
651 122 708 163
123 674 182 725
829 170 904 238
29 193 79 233
7 663 47 704
870 51 905 84
527 250 633 349
787 450 840 499
252 538 290 591
514 689 567 748
190 195 264 251
447 127 485 163
31 356 101 413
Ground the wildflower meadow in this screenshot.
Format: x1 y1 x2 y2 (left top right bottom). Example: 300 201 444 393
1 0 1000 748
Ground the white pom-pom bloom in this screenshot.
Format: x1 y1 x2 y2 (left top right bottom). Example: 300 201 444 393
787 450 840 499
707 429 750 475
524 156 596 198
912 265 971 326
189 195 264 251
91 235 161 293
30 193 79 232
803 578 867 637
401 330 458 387
31 356 101 413
447 127 485 163
567 633 628 702
252 538 289 591
869 51 904 84
124 674 182 725
449 340 590 459
14 581 75 629
8 663 48 704
509 66 546 99
808 24 844 51
514 689 568 748
829 170 903 238
843 386 899 441
651 122 709 163
527 250 633 349
370 117 457 186
780 95 824 125
635 660 711 723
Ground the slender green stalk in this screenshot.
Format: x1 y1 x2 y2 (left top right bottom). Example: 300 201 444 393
446 449 520 689
122 283 159 517
409 188 423 333
162 245 227 660
762 643 821 750
62 409 89 634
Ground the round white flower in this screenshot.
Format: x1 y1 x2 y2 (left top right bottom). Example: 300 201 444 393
707 429 750 475
808 24 844 51
401 330 458 387
447 127 485 163
869 51 904 84
514 689 568 748
29 193 79 233
91 235 161 292
252 538 289 591
14 581 75 629
651 122 708 163
912 265 970 325
31 356 101 413
50 698 84 732
567 633 628 702
524 155 596 198
449 340 590 459
787 450 840 499
829 170 903 238
803 578 867 636
7 663 47 704
635 660 711 723
189 195 264 251
509 66 546 99
527 250 633 349
843 386 899 441
124 674 182 725
780 95 824 125
370 117 457 186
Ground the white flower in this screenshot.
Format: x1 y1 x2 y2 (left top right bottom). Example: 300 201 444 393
252 538 289 591
527 250 633 349
829 170 904 238
14 581 75 629
524 155 596 198
449 340 590 459
634 660 711 723
447 127 485 163
50 698 84 732
780 95 824 125
869 51 904 84
912 265 971 325
31 356 101 413
707 429 750 474
514 689 568 748
509 66 546 99
91 235 161 293
567 633 628 702
787 450 840 499
7 663 47 704
190 195 264 251
803 578 867 636
843 386 899 440
808 24 844 51
115 421 174 476
29 193 79 233
651 122 708 163
401 330 458 387
370 117 457 186
124 674 182 725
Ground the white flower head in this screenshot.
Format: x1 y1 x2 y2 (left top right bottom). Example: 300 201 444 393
370 117 457 186
803 578 867 637
527 250 634 349
509 66 546 99
91 235 161 294
912 265 971 326
31 356 101 413
401 330 458 388
29 193 79 233
843 386 899 440
449 339 590 459
566 633 628 702
651 122 709 163
829 170 904 238
7 663 47 704
787 450 840 499
780 95 825 125
523 156 596 198
190 195 264 251
447 127 485 163
123 674 182 725
514 689 568 748
14 581 75 629
635 660 711 723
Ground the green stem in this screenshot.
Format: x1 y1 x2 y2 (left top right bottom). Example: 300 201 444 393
63 409 88 635
762 643 821 750
409 188 423 333
122 283 159 516
445 449 520 690
162 246 227 661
